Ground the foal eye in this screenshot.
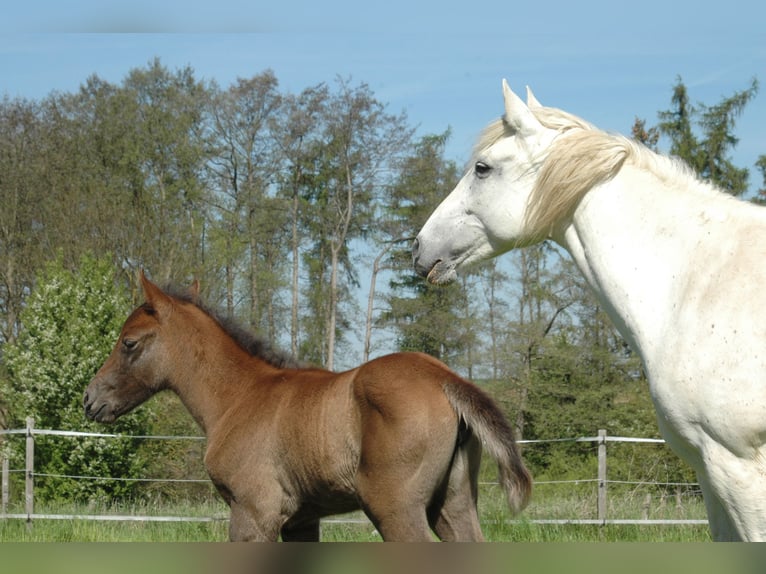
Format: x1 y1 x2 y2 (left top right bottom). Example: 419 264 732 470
474 161 492 178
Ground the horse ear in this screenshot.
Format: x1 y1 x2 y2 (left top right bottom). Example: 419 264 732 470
139 270 173 315
502 79 542 134
188 279 200 302
526 86 543 109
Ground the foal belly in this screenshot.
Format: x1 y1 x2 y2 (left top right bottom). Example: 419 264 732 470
294 487 362 520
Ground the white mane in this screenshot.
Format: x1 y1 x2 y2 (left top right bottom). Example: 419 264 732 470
475 104 723 241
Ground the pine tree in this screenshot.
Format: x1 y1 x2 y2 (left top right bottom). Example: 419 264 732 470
658 76 758 196
380 131 473 365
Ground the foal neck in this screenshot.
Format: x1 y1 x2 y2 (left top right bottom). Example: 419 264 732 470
167 306 275 433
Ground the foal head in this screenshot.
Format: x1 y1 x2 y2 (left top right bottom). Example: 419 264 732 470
83 271 198 423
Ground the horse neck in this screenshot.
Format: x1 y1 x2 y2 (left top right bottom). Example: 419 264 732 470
165 315 268 435
553 164 728 364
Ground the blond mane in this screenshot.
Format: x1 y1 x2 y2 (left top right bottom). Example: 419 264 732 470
524 130 632 241
474 104 712 242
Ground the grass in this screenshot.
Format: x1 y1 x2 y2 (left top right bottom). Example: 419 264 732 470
0 499 230 542
0 482 711 542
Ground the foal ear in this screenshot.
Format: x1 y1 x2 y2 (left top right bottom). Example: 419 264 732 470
188 279 200 302
139 270 173 315
502 79 542 135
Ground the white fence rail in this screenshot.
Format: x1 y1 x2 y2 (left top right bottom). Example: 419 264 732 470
0 418 708 529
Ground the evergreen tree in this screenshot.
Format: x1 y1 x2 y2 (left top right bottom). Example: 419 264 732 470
756 155 766 204
380 131 474 364
1 253 150 501
658 76 758 196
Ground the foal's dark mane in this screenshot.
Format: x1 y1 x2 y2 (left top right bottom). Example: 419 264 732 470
162 286 304 370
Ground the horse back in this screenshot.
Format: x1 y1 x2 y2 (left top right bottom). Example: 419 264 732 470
350 352 461 442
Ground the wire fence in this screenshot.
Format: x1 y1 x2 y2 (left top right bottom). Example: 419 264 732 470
0 418 708 529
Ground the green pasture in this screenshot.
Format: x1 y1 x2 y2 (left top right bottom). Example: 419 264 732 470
0 484 711 542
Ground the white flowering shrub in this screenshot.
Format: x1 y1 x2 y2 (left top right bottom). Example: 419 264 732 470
2 254 151 502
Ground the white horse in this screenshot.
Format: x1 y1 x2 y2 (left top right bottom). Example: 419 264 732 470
413 80 766 541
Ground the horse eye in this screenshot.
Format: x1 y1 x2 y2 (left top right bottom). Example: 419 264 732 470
122 338 138 351
474 161 492 178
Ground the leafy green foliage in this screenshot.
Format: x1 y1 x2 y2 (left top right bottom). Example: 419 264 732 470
1 253 150 502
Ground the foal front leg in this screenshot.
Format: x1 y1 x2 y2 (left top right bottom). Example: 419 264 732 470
228 500 283 542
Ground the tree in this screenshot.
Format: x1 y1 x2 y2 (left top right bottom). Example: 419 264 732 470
117 59 212 283
697 78 758 195
0 96 46 347
631 117 660 150
1 253 150 501
302 77 413 368
381 131 473 365
499 245 574 441
206 71 288 337
755 155 766 204
271 84 330 356
476 260 512 381
657 78 699 164
658 76 758 196
364 131 457 362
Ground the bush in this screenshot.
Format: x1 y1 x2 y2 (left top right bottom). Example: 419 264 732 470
1 253 151 502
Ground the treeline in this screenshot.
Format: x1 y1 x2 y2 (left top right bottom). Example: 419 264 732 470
1 60 762 499
0 59 419 371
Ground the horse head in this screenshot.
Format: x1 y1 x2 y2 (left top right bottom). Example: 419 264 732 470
84 271 178 423
412 80 559 284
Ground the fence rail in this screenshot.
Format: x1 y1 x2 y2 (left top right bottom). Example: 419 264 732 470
1 418 708 530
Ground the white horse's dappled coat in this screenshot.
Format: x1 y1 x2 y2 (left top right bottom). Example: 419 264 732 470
413 80 766 541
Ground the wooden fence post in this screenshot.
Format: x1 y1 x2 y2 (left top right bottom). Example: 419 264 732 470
25 416 34 527
597 429 607 524
2 455 8 514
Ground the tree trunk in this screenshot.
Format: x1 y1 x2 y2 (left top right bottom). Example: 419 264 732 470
327 248 339 371
364 246 392 362
326 162 355 370
290 190 300 357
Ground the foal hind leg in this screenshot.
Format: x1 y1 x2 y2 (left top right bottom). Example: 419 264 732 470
357 481 434 541
428 433 484 541
356 458 438 541
366 508 433 541
281 519 320 542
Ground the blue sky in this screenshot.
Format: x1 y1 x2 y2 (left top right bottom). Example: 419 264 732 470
2 1 765 190
1 1 764 366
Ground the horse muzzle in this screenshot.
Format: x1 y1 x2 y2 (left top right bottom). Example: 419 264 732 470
83 392 110 423
411 237 430 277
412 238 458 285
83 380 118 423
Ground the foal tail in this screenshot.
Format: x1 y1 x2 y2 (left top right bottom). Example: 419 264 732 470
441 378 532 515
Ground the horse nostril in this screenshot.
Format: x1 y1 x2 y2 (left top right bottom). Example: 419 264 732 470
412 237 420 261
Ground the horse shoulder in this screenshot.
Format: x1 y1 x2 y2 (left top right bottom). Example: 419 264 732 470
647 204 766 464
